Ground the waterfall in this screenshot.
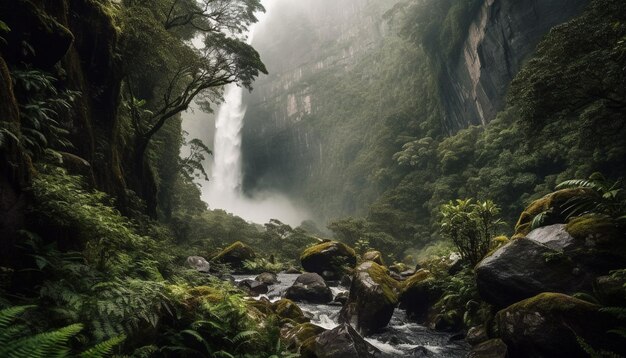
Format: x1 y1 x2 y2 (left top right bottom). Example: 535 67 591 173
182 0 309 225
202 84 246 206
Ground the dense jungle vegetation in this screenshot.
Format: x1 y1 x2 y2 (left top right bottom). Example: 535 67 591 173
0 0 625 357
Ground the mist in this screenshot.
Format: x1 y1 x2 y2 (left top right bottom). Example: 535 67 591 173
181 0 311 227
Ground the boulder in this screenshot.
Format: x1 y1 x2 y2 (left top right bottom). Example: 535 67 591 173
281 322 326 352
362 250 384 266
495 293 626 357
466 326 489 346
333 291 349 305
475 238 589 308
399 270 441 322
564 215 626 272
314 323 376 358
256 272 279 285
285 266 302 274
513 188 594 239
468 339 508 358
212 241 256 271
595 275 626 306
273 299 309 323
300 241 357 280
389 262 409 274
237 279 268 296
186 256 211 273
285 273 333 303
339 261 401 335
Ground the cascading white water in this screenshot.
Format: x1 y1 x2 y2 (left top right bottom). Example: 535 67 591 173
197 0 310 225
202 84 246 206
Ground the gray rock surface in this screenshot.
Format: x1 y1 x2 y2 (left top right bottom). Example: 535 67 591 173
186 256 211 273
475 238 589 307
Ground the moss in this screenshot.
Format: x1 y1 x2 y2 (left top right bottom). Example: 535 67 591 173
273 299 306 322
282 322 325 353
300 241 356 261
389 262 409 273
566 215 622 242
362 250 385 266
357 261 402 303
502 292 598 314
402 269 432 291
213 241 256 263
514 188 594 237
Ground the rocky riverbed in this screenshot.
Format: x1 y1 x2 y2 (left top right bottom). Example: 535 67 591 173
235 273 469 357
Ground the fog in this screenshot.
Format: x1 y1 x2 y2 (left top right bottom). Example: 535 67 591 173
181 0 311 227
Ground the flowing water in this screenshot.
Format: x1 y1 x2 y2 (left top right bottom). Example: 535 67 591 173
235 274 470 357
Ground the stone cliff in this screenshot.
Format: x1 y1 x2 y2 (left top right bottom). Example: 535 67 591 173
440 0 588 133
241 0 590 219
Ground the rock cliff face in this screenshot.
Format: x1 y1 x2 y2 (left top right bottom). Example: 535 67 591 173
241 0 590 218
440 0 588 133
241 0 396 214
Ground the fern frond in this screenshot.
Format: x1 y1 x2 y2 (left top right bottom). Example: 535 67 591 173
80 334 125 358
1 323 83 358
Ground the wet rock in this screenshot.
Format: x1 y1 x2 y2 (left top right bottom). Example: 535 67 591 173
237 279 268 296
314 323 376 358
285 272 333 303
389 262 409 274
340 274 352 288
468 339 508 358
186 256 211 273
595 275 626 306
300 241 357 280
475 238 588 308
494 293 626 357
340 261 401 335
525 223 576 251
513 188 594 239
466 325 488 346
273 298 309 323
256 272 279 285
285 266 302 274
212 241 256 272
399 270 440 322
281 322 326 351
333 291 349 305
362 250 385 266
447 253 463 275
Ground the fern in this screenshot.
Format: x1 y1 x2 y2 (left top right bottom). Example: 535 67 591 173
0 306 84 358
80 334 125 358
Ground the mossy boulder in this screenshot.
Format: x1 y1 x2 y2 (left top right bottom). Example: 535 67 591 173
565 215 626 272
389 262 409 274
494 293 626 357
285 273 333 304
281 322 326 352
339 261 401 335
273 299 308 323
513 188 594 239
212 241 256 271
361 250 384 266
313 323 376 358
300 241 357 280
398 269 441 322
256 272 279 285
475 237 588 308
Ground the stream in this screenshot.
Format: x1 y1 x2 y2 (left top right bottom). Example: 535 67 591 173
234 273 470 357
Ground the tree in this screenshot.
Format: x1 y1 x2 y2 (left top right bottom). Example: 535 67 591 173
440 199 504 266
119 0 267 179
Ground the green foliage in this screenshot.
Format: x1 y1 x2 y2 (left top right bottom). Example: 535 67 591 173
432 269 490 329
243 258 283 274
10 69 79 159
0 305 124 358
440 199 504 266
556 173 626 221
